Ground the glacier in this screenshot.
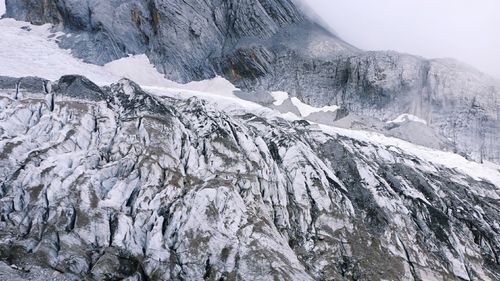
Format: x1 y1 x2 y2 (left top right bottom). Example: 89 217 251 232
0 1 499 280
0 74 499 280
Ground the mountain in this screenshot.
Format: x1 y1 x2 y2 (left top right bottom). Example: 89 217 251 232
4 0 500 164
0 75 499 280
0 1 499 280
4 0 355 81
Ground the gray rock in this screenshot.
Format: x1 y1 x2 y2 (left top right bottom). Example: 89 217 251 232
5 0 499 164
54 75 108 101
0 261 80 281
0 75 499 280
0 76 49 100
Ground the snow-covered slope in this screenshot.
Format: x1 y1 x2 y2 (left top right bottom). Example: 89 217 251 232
0 3 499 281
0 18 237 96
3 0 500 164
0 16 492 185
1 75 499 280
0 1 5 17
5 0 500 164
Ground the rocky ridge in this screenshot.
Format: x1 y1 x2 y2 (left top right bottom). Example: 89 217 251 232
0 75 499 280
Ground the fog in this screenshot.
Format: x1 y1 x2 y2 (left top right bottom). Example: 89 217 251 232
304 0 500 79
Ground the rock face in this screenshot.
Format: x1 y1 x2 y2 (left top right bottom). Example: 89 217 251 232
5 0 500 164
0 75 499 280
4 0 352 81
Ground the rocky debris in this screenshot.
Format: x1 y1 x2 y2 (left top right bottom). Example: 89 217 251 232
0 261 78 281
0 75 499 280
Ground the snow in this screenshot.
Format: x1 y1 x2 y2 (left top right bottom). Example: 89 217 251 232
104 55 238 97
319 125 500 190
0 19 116 82
144 85 267 114
0 14 499 195
270 91 289 105
271 92 340 117
0 17 237 98
290 97 339 117
279 112 302 121
0 9 498 281
0 1 5 17
388 113 427 125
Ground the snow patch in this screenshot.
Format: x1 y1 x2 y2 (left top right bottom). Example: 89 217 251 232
279 112 302 121
0 18 238 98
0 1 5 17
308 37 350 57
0 18 119 83
105 55 238 97
320 125 500 191
270 91 289 106
290 97 339 117
388 113 427 125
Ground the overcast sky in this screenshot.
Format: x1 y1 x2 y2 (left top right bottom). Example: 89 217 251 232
304 0 500 79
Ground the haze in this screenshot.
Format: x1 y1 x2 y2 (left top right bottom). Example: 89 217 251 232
305 0 500 79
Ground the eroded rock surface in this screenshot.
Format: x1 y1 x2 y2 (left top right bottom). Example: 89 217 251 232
0 76 499 280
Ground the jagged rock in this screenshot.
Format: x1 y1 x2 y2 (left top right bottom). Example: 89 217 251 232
0 75 499 280
5 0 500 164
54 75 108 101
0 261 78 281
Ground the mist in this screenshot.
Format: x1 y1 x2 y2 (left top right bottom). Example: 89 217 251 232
304 0 500 79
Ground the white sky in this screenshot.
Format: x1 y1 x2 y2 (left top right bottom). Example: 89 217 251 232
305 0 500 79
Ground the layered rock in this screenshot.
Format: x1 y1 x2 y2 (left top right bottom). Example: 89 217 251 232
0 75 499 280
5 0 347 82
5 0 500 164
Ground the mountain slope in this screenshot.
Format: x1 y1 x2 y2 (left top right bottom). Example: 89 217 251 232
0 75 499 280
4 0 355 81
1 1 500 280
4 0 499 165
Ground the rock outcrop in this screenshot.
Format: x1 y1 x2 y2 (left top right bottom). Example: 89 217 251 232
5 0 499 164
0 75 499 280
